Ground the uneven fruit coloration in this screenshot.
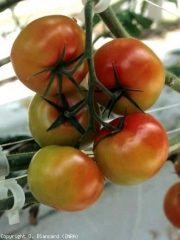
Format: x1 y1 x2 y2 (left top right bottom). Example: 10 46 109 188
27 145 104 211
28 88 100 149
94 113 169 185
93 38 165 114
11 15 88 96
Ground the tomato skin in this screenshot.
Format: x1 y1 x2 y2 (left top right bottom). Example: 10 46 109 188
164 182 180 228
174 158 180 177
94 113 169 185
28 89 100 149
93 38 165 114
27 145 104 211
10 15 88 96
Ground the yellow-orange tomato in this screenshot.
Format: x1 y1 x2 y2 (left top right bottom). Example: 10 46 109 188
27 145 104 211
28 88 100 149
94 113 169 185
93 38 165 114
11 15 88 96
164 182 180 228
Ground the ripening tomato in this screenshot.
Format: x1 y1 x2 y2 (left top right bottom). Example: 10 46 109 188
28 88 100 149
174 157 180 177
164 182 180 228
27 145 104 211
93 38 165 114
10 15 88 96
94 113 169 185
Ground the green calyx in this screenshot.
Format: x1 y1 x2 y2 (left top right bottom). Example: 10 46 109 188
29 44 85 98
42 94 85 135
96 63 144 118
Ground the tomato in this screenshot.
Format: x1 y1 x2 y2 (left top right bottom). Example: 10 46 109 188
27 145 104 211
164 182 180 228
94 113 169 185
93 38 165 114
28 88 100 149
174 157 180 177
10 15 88 96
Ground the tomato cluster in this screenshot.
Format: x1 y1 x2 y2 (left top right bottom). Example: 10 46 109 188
10 15 169 212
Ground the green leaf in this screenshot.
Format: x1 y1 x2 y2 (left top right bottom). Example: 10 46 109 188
123 20 142 38
169 50 180 55
130 12 153 29
116 11 132 23
167 66 180 77
93 14 101 27
116 11 141 37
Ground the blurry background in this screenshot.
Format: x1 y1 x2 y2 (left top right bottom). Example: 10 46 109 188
1 0 180 239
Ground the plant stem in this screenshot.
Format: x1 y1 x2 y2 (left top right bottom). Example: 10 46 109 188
7 152 35 172
165 70 180 93
0 191 38 212
98 6 131 38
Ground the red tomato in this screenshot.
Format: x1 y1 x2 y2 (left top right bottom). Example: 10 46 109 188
27 145 104 211
94 113 169 185
164 182 180 228
93 38 165 114
10 15 88 96
28 88 100 149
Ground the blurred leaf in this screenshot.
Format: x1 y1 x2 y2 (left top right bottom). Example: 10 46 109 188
116 11 141 38
167 66 180 77
93 14 101 27
169 50 180 55
130 12 153 29
122 20 141 38
116 11 132 23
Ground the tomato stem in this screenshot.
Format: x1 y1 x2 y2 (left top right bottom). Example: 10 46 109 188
165 70 180 93
7 152 35 172
0 191 38 212
98 6 131 38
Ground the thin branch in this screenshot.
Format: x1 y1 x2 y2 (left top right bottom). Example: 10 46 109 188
98 6 131 38
0 191 38 212
165 70 180 93
7 152 35 172
0 57 10 67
